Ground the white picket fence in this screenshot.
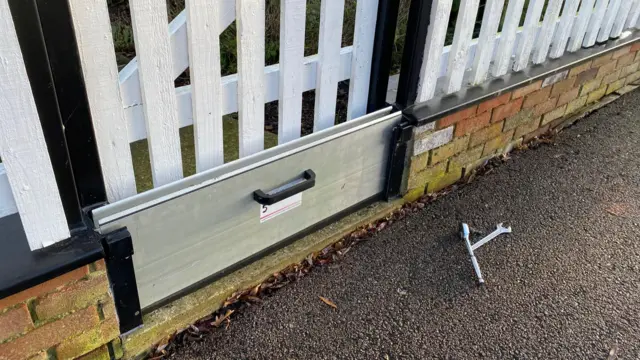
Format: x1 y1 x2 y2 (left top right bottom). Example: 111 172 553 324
1 0 640 250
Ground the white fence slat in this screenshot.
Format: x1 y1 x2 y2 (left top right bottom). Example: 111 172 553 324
347 0 379 120
68 0 137 202
0 0 69 249
532 0 563 64
129 0 183 187
584 0 610 47
0 164 18 218
549 0 581 59
626 0 640 29
314 0 345 131
278 0 306 144
611 0 633 37
186 0 224 171
236 0 265 156
119 0 235 102
568 0 596 52
513 0 545 71
417 0 453 102
470 0 505 84
492 0 525 77
598 0 622 42
444 0 480 93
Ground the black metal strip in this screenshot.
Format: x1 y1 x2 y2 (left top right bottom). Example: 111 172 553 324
102 228 143 333
395 0 434 109
384 120 413 200
7 0 84 230
367 0 401 113
36 0 107 210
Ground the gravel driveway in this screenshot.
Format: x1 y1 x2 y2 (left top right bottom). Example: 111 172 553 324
171 90 640 360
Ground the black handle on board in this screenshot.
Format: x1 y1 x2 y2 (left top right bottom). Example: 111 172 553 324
253 170 316 206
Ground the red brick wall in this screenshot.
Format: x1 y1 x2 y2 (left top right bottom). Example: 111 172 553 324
405 42 640 201
0 260 120 360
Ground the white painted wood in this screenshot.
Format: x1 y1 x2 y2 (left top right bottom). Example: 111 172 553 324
611 0 633 37
532 0 563 64
126 27 547 144
0 164 18 218
68 0 137 202
0 0 69 249
513 0 545 71
236 0 265 157
549 0 581 59
444 0 480 93
598 0 622 42
584 0 611 47
118 0 235 102
470 0 505 84
278 0 306 144
186 0 224 172
314 0 346 131
347 0 379 120
568 0 596 52
626 0 640 29
492 0 525 77
417 0 453 102
129 0 182 187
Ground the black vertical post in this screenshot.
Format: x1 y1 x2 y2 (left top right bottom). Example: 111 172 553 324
7 0 84 230
395 0 434 110
7 0 107 232
36 0 107 209
367 0 401 113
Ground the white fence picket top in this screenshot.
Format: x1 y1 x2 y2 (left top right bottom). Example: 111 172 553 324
347 0 379 121
0 165 17 219
470 0 505 84
444 0 480 94
611 0 633 38
568 0 596 52
186 0 224 172
236 0 266 157
417 0 453 102
278 0 306 144
513 0 545 72
584 0 611 47
492 0 525 77
314 0 345 132
626 0 640 29
598 0 622 42
532 0 563 64
0 0 69 249
129 0 183 187
549 0 581 59
68 0 137 202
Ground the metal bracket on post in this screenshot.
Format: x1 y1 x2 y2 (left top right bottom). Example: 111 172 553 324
101 228 142 333
384 118 414 200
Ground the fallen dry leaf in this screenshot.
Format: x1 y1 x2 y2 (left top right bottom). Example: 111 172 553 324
319 296 338 309
211 309 235 327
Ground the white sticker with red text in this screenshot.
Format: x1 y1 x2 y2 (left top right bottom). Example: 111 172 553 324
259 193 302 223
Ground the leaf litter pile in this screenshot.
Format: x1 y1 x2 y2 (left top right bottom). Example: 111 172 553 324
147 133 558 359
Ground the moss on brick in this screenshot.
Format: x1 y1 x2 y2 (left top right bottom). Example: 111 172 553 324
409 152 430 179
55 317 119 360
504 109 535 132
450 146 484 169
542 105 568 125
606 79 625 95
34 274 109 322
407 162 447 191
482 130 514 157
431 136 469 165
566 95 589 115
427 165 462 193
469 122 504 147
513 117 542 139
580 78 603 96
587 86 608 104
403 187 426 202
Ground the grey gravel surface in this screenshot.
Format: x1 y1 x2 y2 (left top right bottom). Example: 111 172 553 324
172 90 640 360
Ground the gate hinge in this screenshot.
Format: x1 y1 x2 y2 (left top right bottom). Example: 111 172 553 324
384 118 413 200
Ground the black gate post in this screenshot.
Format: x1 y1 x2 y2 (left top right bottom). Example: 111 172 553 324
384 0 434 199
7 0 107 232
395 0 434 110
367 0 401 113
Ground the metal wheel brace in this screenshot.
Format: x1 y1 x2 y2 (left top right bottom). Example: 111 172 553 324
461 223 512 284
